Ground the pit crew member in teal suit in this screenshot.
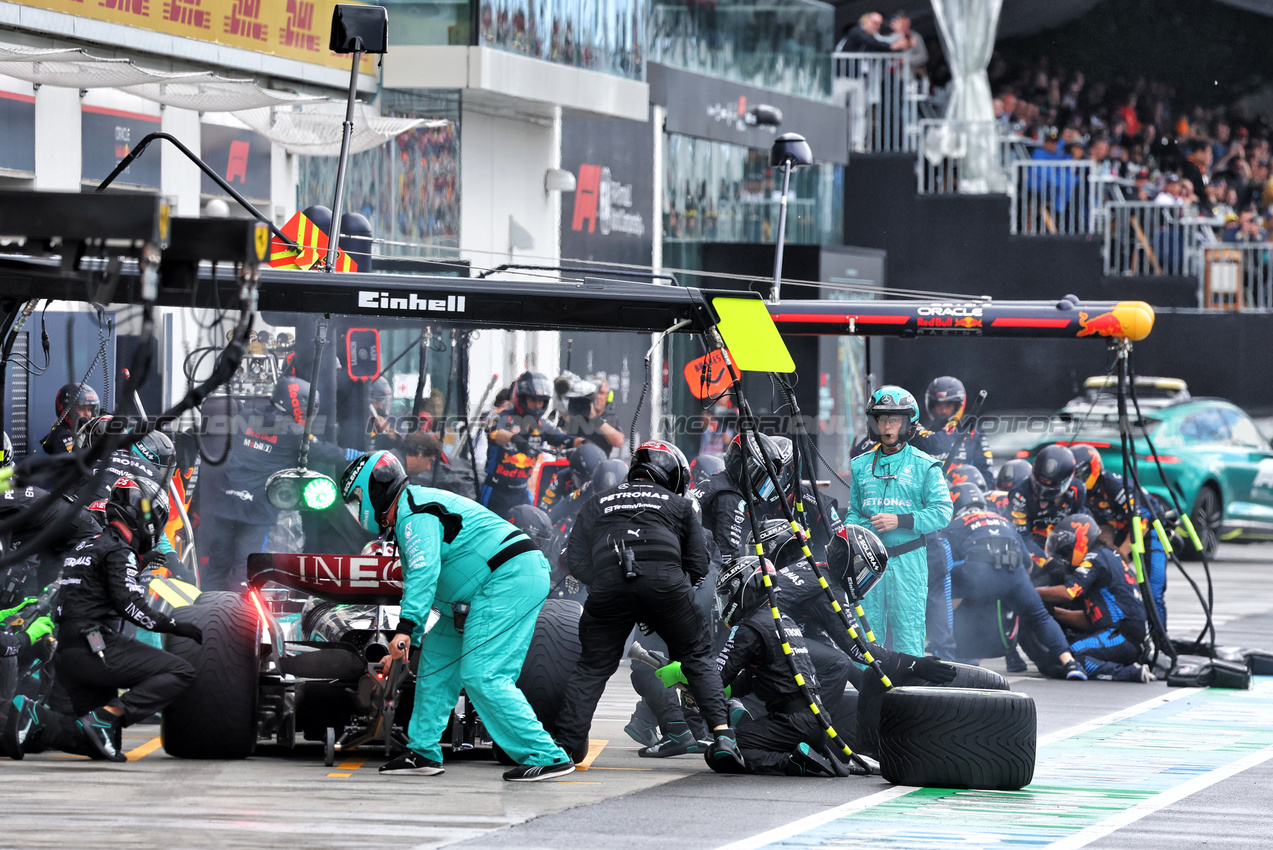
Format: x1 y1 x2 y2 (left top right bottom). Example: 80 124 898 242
844 387 953 656
340 451 575 782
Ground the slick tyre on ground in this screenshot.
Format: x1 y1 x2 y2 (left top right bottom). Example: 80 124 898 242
879 686 1036 790
516 598 583 729
161 591 261 759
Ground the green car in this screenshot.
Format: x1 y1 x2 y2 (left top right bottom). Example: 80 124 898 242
1020 379 1273 559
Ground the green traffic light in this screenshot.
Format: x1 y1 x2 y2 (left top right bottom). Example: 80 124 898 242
302 475 338 510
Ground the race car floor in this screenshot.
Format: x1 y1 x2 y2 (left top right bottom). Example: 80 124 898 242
2 544 1271 850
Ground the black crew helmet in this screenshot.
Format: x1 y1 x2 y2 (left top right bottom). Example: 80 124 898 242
826 524 889 599
132 429 176 474
75 414 116 451
1045 512 1102 568
628 440 692 496
689 453 725 486
946 464 988 492
995 458 1033 490
925 376 967 427
568 443 607 488
507 504 554 554
724 431 792 503
55 383 100 425
272 377 317 426
716 555 775 627
592 459 628 492
750 517 807 570
0 431 11 469
105 476 170 554
511 371 553 416
950 482 987 517
1032 445 1076 501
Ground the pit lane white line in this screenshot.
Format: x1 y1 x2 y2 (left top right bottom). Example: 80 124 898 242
717 688 1201 850
1047 741 1273 849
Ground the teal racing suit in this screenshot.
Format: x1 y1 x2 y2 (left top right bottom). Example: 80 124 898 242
393 486 568 767
844 444 952 656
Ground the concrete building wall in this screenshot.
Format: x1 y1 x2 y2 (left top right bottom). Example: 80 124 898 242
460 105 563 393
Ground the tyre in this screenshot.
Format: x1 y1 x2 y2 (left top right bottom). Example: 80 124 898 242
161 591 261 759
854 661 1008 759
944 662 1010 691
879 687 1036 790
1182 484 1221 562
516 598 583 729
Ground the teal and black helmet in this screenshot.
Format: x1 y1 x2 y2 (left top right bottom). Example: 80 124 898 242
866 385 920 443
340 450 408 534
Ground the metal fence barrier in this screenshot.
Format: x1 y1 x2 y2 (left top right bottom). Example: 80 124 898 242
1103 201 1219 277
831 53 915 154
1197 244 1273 310
917 119 1015 194
1009 160 1097 236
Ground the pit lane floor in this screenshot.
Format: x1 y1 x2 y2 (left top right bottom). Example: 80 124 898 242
2 544 1271 850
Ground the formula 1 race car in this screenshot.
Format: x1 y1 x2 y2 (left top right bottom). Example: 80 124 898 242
157 551 581 764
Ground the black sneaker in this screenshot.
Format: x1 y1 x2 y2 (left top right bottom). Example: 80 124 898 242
1064 660 1088 681
379 750 445 775
727 698 751 728
785 742 837 777
704 730 747 774
77 708 125 762
502 760 576 782
638 729 705 758
623 713 660 749
1005 648 1028 673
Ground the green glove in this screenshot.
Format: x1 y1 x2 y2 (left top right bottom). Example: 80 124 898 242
24 615 54 644
655 661 687 689
0 597 37 622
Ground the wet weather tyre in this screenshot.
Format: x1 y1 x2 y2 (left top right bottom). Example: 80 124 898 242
944 663 1010 691
1183 485 1221 562
856 663 1009 759
516 599 583 729
161 591 261 759
879 687 1036 790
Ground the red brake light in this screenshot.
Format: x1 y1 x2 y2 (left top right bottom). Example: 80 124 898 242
1143 455 1180 464
1016 450 1030 459
248 588 270 624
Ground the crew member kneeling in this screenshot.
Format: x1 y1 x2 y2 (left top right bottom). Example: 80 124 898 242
17 477 200 762
341 451 575 781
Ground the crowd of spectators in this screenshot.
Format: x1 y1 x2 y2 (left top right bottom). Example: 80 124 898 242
990 57 1273 242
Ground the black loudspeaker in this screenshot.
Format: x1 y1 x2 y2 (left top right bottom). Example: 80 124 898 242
329 5 388 54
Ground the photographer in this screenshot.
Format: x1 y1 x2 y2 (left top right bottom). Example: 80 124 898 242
552 441 743 772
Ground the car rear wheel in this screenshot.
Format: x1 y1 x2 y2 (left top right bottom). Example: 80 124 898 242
161 591 261 759
1184 484 1221 561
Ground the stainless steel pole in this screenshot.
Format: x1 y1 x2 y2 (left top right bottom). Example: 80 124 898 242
325 49 362 272
769 160 793 302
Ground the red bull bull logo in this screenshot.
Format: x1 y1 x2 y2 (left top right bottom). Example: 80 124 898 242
1076 311 1125 338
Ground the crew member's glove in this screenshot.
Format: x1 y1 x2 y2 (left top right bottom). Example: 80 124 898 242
24 615 54 645
141 550 169 577
655 661 687 689
0 597 36 622
510 433 534 454
896 653 957 685
170 621 204 644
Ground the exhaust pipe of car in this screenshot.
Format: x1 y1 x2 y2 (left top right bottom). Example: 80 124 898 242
364 637 391 665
